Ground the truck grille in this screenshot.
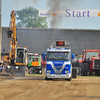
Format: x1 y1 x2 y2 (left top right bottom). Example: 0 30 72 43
55 66 62 71
54 66 63 73
55 71 61 73
94 59 100 69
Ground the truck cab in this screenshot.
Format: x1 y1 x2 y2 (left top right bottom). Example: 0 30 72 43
43 41 75 81
28 53 42 74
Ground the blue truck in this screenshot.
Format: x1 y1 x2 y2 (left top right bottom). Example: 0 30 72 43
43 41 76 81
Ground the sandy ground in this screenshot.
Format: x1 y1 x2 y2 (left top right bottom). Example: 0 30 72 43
0 76 100 100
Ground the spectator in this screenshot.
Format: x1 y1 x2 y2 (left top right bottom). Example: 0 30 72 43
41 58 46 67
0 61 4 73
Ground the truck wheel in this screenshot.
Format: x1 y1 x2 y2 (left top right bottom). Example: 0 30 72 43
65 76 72 81
71 60 76 67
75 61 85 76
29 67 36 74
83 62 90 76
65 73 72 81
78 63 85 76
85 72 90 76
67 77 72 81
45 76 50 80
96 71 100 76
75 61 80 67
90 72 95 76
72 68 77 78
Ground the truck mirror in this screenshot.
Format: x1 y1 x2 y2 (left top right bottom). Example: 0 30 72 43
43 53 45 60
72 54 75 59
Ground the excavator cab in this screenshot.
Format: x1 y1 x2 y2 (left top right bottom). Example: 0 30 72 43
16 47 28 64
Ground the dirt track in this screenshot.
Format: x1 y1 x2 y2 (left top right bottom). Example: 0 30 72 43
0 76 100 100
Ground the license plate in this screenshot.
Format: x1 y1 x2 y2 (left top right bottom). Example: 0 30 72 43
56 75 61 77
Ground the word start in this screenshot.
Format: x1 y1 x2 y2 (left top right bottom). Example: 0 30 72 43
65 9 90 17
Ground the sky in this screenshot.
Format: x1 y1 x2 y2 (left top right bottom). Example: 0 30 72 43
2 0 100 29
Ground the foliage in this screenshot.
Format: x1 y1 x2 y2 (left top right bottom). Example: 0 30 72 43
16 7 48 28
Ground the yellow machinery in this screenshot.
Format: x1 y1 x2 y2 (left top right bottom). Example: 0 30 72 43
7 10 17 64
6 10 28 76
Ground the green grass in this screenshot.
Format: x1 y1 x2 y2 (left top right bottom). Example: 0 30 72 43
27 74 42 76
78 76 100 78
0 76 2 78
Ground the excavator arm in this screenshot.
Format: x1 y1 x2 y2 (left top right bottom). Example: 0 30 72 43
7 10 17 64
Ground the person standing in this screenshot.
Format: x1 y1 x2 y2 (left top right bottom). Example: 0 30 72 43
0 61 4 73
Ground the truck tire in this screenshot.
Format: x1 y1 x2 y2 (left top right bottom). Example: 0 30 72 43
83 62 90 76
45 76 50 80
66 76 72 81
75 61 80 67
90 72 95 76
96 71 100 76
72 68 77 78
71 60 85 76
79 63 85 76
29 67 36 74
75 62 85 76
71 60 76 67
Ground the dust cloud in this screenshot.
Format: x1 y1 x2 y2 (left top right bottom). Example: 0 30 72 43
46 0 81 28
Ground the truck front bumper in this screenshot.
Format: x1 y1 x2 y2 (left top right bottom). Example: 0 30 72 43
46 73 71 79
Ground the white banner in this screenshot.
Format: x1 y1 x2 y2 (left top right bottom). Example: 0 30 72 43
38 9 100 17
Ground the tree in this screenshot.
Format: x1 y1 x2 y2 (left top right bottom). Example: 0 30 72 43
16 7 48 28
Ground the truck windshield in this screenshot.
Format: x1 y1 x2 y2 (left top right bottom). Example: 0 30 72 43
28 55 34 62
47 52 70 61
86 52 99 59
28 55 39 62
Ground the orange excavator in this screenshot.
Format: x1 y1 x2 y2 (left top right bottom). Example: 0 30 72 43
5 10 28 76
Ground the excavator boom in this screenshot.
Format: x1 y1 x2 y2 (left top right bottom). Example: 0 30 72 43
7 10 17 64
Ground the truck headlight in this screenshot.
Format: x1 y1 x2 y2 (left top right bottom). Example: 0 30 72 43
47 70 51 73
65 71 69 73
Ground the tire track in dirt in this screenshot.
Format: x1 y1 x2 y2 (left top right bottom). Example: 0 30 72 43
0 77 100 100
